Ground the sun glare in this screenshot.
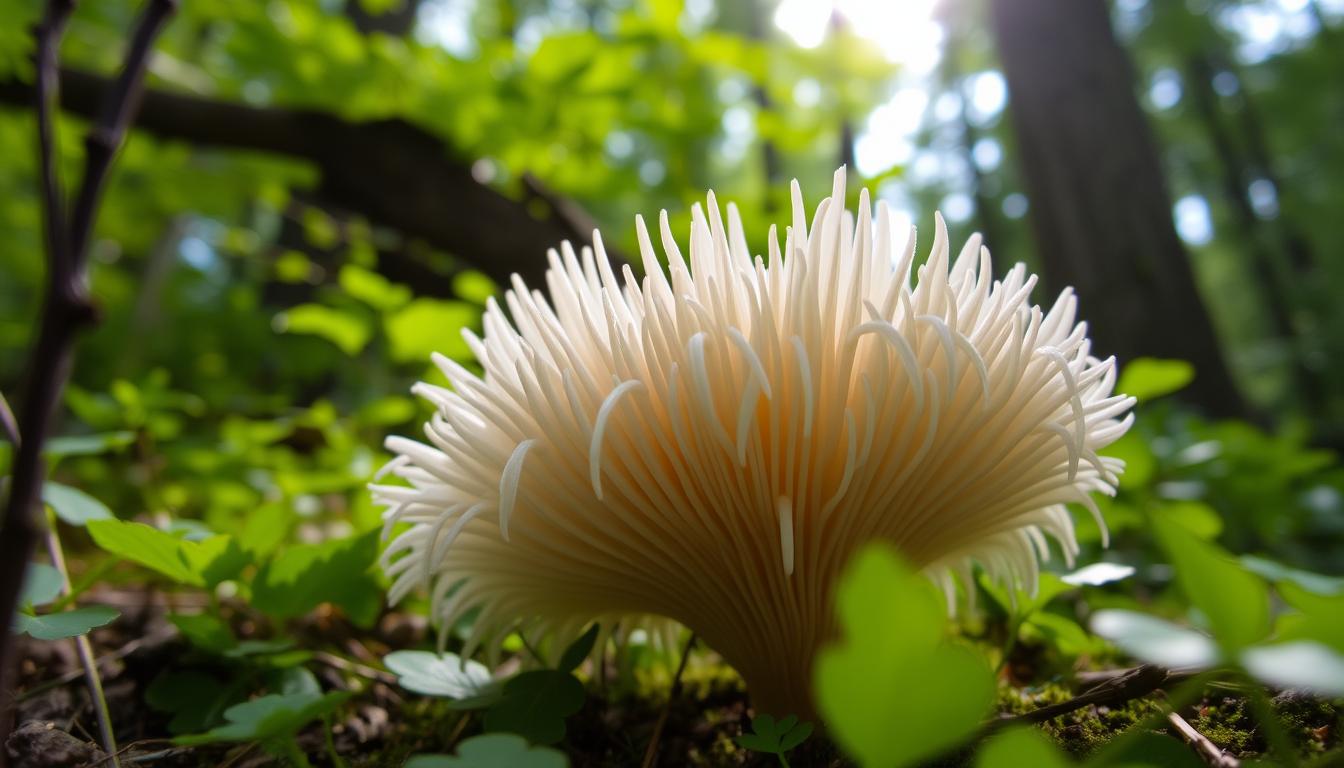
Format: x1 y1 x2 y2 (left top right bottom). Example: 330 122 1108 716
773 0 945 74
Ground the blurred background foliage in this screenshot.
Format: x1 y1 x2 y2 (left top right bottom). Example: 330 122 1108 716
2 0 1344 762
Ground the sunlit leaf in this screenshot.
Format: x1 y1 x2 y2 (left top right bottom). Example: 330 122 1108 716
43 482 113 526
1116 358 1194 402
14 605 119 640
815 545 994 768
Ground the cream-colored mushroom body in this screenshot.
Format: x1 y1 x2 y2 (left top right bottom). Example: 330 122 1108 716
372 168 1133 716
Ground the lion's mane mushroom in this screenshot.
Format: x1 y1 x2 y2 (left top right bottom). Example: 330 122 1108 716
372 168 1133 716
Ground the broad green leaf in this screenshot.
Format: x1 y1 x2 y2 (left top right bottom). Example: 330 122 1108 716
1241 641 1344 697
1158 501 1223 540
1089 609 1219 668
406 733 568 768
146 670 236 734
736 713 815 756
175 691 351 745
975 727 1071 768
384 651 500 708
43 431 135 459
1116 358 1194 402
1275 582 1344 652
1090 732 1204 767
557 623 600 672
21 563 63 608
14 606 119 640
1240 556 1344 595
339 264 411 311
251 529 381 626
279 303 371 356
88 519 199 584
42 482 113 526
814 545 994 768
170 613 236 654
1151 514 1270 651
452 270 496 306
384 298 476 363
483 669 585 745
87 519 244 587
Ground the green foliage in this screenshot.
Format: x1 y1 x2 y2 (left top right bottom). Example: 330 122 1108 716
175 690 351 747
976 728 1071 768
1115 358 1195 403
1151 513 1271 651
87 518 246 587
384 651 501 708
42 482 113 525
13 605 120 640
406 733 569 768
815 545 995 767
482 670 586 746
250 528 382 626
735 713 814 767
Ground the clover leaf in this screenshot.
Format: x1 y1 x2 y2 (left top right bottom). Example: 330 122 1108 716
735 713 814 767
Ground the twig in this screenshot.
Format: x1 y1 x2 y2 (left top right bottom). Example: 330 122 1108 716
43 517 119 766
0 1 178 755
313 651 398 685
640 633 696 768
986 664 1173 731
0 393 19 447
1167 710 1241 767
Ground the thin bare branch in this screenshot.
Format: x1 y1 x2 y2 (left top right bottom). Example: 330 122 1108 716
1168 709 1241 767
641 633 697 768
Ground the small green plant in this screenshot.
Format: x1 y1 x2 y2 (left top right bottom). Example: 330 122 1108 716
735 713 814 767
406 733 568 768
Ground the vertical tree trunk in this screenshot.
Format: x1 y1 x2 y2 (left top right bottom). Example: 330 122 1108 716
989 0 1246 417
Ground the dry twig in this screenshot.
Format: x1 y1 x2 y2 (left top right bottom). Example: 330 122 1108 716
1168 710 1241 767
640 633 697 768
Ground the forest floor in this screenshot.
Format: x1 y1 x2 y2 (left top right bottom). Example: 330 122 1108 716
5 591 1342 768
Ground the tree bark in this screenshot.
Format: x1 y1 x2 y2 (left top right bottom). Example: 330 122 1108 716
989 0 1246 417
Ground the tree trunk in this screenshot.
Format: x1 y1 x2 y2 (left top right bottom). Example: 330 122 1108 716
989 0 1246 417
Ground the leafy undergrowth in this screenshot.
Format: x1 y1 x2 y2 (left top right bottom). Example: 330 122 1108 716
11 599 1344 768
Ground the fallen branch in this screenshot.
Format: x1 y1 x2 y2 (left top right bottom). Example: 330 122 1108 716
986 664 1175 731
0 69 627 291
1167 709 1241 767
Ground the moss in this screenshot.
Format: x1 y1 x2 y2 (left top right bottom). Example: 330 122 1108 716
995 680 1164 758
1190 696 1257 756
1272 691 1340 757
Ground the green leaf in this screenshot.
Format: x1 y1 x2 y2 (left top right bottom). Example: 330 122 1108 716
1089 609 1220 668
279 303 372 356
1240 641 1344 697
170 613 236 654
483 669 585 745
42 482 113 526
557 623 600 672
814 545 995 768
1090 732 1204 767
43 431 136 459
146 670 237 734
175 691 351 746
1240 556 1344 595
251 529 381 626
406 733 568 768
452 270 496 306
339 265 411 311
1275 582 1344 652
1060 562 1135 587
735 713 815 756
87 519 244 587
1151 514 1271 651
1116 358 1194 402
14 606 119 640
384 651 500 708
975 727 1071 768
1158 501 1223 540
384 298 477 363
21 563 63 609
